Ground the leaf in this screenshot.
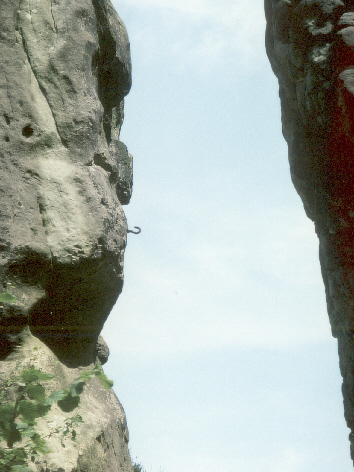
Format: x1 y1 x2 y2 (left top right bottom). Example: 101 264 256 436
32 444 51 455
36 402 51 418
7 424 22 447
15 421 29 430
18 401 40 422
20 369 39 383
78 370 97 381
35 371 54 381
0 292 17 303
69 381 85 397
0 403 15 422
20 425 38 438
21 368 53 384
57 393 80 412
82 365 113 389
30 433 51 455
72 414 83 424
97 372 114 389
42 388 69 407
11 466 33 472
0 404 15 441
10 448 28 460
26 384 46 402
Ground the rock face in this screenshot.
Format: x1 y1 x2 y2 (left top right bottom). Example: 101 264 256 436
2 329 133 472
0 0 134 470
0 0 132 364
265 0 354 462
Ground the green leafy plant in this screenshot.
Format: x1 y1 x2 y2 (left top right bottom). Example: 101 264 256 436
133 462 146 472
54 413 84 448
0 359 113 471
132 459 165 472
0 292 17 303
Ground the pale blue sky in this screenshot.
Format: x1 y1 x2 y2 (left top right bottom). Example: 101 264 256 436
102 0 353 470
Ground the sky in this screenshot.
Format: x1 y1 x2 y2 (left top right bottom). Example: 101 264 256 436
101 0 353 470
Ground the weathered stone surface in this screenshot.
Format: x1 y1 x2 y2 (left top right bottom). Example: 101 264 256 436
0 0 132 364
0 1 134 469
96 334 110 365
265 0 354 462
1 329 133 472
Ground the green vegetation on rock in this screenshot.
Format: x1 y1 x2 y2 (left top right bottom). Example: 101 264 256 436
0 292 17 303
0 355 113 471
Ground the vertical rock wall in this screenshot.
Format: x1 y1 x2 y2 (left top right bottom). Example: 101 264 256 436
265 0 354 462
0 1 134 470
0 0 132 362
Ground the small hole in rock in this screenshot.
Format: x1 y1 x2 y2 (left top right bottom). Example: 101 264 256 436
22 124 34 138
4 136 9 142
4 114 10 125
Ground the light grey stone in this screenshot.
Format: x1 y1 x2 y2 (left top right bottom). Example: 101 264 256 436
0 1 135 469
0 0 132 364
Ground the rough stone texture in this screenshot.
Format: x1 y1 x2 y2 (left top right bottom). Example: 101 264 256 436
96 335 110 365
0 0 134 470
0 0 132 364
265 0 354 462
1 329 133 472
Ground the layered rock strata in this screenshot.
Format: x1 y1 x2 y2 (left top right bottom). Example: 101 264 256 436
0 0 134 470
265 0 354 462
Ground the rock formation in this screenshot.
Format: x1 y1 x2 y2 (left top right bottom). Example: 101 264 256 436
265 0 354 463
0 0 134 470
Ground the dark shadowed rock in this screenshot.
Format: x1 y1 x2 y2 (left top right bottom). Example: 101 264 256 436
96 334 110 365
265 0 354 462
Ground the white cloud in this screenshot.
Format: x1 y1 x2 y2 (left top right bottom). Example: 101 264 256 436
114 0 267 73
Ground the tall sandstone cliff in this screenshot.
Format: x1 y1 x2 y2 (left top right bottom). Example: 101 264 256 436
0 1 134 470
265 0 354 463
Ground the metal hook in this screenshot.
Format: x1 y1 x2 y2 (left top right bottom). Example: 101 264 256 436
127 226 141 234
